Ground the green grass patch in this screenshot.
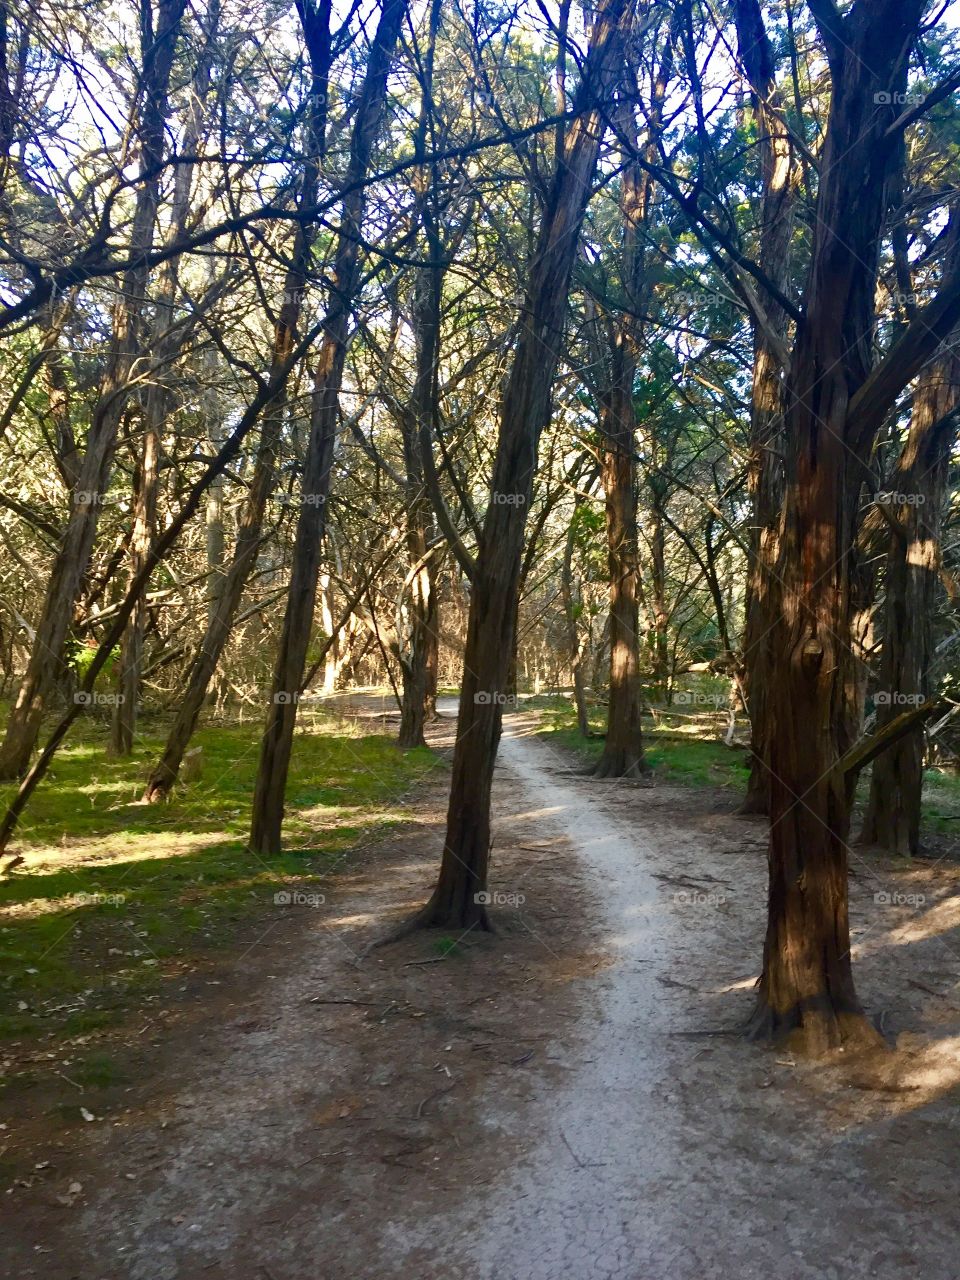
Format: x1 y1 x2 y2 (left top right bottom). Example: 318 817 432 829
534 695 749 790
909 767 960 837
0 710 437 1040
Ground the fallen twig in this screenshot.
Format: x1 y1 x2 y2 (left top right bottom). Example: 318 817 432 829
415 1081 458 1118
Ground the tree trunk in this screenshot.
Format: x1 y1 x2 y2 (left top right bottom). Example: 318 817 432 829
749 0 932 1054
205 384 227 626
646 474 670 701
595 375 646 777
394 0 442 750
111 8 222 757
110 420 159 754
0 0 186 779
411 0 630 930
731 0 797 816
249 0 409 854
142 4 329 801
560 497 591 738
593 84 649 779
860 340 960 854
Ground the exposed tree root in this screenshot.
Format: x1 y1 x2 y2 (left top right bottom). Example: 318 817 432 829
361 896 495 955
745 995 887 1058
591 749 649 780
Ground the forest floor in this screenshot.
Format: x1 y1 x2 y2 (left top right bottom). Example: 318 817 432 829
2 699 960 1279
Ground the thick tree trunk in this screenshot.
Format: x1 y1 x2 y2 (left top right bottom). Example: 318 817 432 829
249 0 409 854
594 87 648 779
860 343 960 854
750 0 932 1054
411 0 630 930
0 0 186 780
731 0 797 816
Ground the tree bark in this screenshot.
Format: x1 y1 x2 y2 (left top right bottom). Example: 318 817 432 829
409 0 630 930
593 80 651 779
0 0 186 779
561 495 591 738
860 336 960 854
595 367 646 777
749 0 934 1054
142 0 330 801
730 0 797 815
249 0 409 854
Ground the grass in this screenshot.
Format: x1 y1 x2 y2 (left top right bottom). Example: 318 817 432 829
534 690 960 848
533 693 750 791
0 708 437 1041
905 767 960 837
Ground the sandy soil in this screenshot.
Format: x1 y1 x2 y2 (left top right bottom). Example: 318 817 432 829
3 704 960 1279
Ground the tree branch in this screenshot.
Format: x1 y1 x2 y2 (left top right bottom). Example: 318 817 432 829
839 700 939 780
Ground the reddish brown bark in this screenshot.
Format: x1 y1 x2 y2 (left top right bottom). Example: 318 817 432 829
860 334 960 854
748 0 960 1054
410 0 631 930
731 0 797 816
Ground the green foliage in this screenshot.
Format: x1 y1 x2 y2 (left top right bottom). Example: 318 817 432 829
65 639 120 684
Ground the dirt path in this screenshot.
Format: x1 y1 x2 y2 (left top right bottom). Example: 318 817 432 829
395 720 960 1280
5 707 960 1279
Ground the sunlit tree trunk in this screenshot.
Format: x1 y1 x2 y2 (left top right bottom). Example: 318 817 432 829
249 0 409 854
0 0 187 779
410 0 631 930
730 0 797 815
749 0 960 1053
594 97 648 777
861 334 960 854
